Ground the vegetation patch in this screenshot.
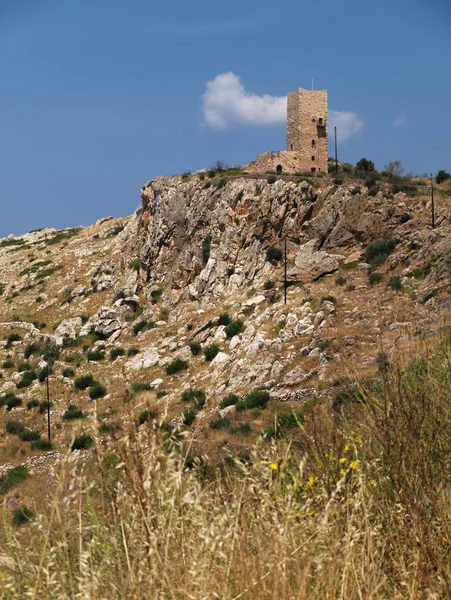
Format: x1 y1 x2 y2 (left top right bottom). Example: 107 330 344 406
225 319 244 339
365 237 397 266
62 405 84 420
71 434 94 451
0 466 28 495
235 388 270 412
204 344 220 362
165 358 188 375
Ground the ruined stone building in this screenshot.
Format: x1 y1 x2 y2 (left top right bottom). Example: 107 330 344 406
250 88 328 174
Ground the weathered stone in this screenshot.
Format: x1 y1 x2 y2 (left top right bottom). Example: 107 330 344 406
126 347 159 370
54 317 82 347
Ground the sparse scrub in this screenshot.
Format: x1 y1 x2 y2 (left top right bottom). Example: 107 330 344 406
6 421 25 435
188 341 201 356
31 438 52 451
5 333 22 348
110 348 125 361
71 434 94 451
89 383 107 399
321 295 336 304
131 382 154 393
138 410 157 425
62 405 84 420
365 237 397 266
219 393 240 409
225 319 244 339
74 374 95 390
203 344 220 362
165 358 188 375
0 466 28 495
218 313 231 326
209 416 231 430
19 428 41 442
12 506 34 526
133 320 154 336
202 235 211 264
129 258 140 272
387 275 403 291
27 399 40 410
335 276 347 286
266 246 283 262
62 367 75 377
235 388 270 412
87 349 105 361
127 347 140 357
181 389 206 409
181 409 197 426
368 270 383 285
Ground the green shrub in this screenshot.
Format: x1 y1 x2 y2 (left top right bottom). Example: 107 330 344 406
333 177 344 185
336 276 347 286
0 466 28 495
62 405 84 420
38 366 51 382
227 267 235 277
376 352 390 373
71 434 94 451
138 409 157 425
181 409 197 426
19 428 41 442
215 177 227 189
264 280 275 290
321 295 336 304
204 344 220 362
346 284 356 292
368 271 383 285
2 360 14 369
24 342 39 358
89 383 107 399
218 313 231 326
127 347 140 357
38 400 52 414
181 389 206 409
156 390 167 398
189 341 201 356
219 394 240 409
12 506 34 526
110 348 125 361
387 275 403 291
16 370 37 389
133 320 155 335
236 388 270 412
365 237 397 266
236 190 244 201
209 416 231 430
266 247 283 262
398 213 412 224
165 358 188 375
74 374 94 390
267 174 277 184
356 157 375 173
5 333 22 348
0 392 21 410
436 170 450 184
27 399 40 410
225 319 244 339
229 422 252 435
202 235 211 264
422 289 438 304
129 258 140 272
31 438 52 451
131 382 154 393
150 288 163 303
62 367 75 377
6 421 25 435
87 349 105 361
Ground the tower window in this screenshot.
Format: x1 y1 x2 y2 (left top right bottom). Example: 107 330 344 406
311 156 315 161
290 144 293 150
318 118 323 125
312 140 316 148
311 168 316 173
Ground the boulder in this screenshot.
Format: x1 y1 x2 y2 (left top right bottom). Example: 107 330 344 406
290 240 344 281
54 318 82 347
126 347 160 370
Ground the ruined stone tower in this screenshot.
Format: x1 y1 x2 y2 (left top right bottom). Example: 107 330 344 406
252 87 328 174
286 88 328 172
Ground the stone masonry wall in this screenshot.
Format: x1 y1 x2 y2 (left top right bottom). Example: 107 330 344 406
249 88 328 175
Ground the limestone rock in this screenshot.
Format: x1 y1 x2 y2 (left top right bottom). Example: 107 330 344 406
54 318 82 347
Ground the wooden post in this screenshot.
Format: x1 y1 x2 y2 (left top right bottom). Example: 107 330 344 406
431 174 435 229
284 238 287 305
46 363 51 442
334 127 338 174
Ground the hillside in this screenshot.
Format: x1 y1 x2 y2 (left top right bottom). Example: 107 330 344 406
0 169 451 597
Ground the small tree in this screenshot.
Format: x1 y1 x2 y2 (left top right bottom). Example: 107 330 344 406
436 170 451 184
385 161 405 177
356 158 375 173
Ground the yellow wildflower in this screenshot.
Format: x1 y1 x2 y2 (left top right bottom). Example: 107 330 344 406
270 463 278 471
350 460 359 470
340 468 346 476
344 443 351 452
308 475 318 485
339 457 347 464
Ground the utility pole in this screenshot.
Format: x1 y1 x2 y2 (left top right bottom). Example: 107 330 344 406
334 127 338 174
284 237 287 305
46 363 51 442
431 174 435 229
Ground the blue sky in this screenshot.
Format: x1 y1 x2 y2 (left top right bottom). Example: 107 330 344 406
1 0 450 237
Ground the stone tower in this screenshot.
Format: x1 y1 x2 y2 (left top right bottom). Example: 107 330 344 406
286 88 328 173
252 86 328 175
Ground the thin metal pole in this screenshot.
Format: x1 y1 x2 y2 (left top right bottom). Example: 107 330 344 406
334 127 338 174
284 238 287 305
431 174 435 229
46 363 51 442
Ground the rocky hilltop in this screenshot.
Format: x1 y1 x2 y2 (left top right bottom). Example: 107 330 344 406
0 171 450 490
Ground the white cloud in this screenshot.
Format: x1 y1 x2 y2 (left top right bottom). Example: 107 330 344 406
329 110 364 141
202 72 286 130
393 112 407 127
201 72 364 142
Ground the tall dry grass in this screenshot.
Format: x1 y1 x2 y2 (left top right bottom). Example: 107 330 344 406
1 337 451 599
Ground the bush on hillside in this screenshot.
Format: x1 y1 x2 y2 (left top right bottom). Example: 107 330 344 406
365 237 397 266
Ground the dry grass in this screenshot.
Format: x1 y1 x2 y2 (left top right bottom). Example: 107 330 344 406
0 336 450 599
